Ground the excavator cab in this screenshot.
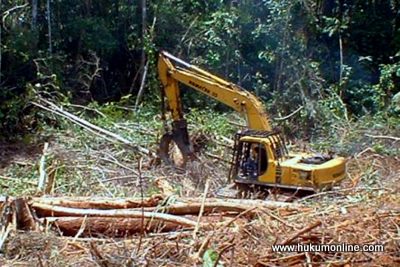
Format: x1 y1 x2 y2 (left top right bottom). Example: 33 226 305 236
238 143 268 180
229 130 287 184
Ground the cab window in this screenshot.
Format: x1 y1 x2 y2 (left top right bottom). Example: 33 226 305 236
238 142 268 179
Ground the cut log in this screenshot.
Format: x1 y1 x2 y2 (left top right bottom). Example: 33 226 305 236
2 195 306 238
9 196 302 212
180 198 304 211
144 202 257 216
31 203 198 228
47 217 187 237
31 201 258 218
31 195 164 210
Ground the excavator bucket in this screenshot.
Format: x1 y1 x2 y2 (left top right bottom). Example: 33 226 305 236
158 120 195 166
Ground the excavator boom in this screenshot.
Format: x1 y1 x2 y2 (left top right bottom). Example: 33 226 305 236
158 51 271 131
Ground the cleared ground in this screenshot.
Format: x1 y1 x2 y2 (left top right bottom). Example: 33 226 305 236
0 106 399 266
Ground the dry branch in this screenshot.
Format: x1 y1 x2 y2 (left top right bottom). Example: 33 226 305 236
274 106 304 121
365 134 400 141
0 175 37 185
280 220 322 245
193 180 209 239
32 99 154 156
205 152 232 163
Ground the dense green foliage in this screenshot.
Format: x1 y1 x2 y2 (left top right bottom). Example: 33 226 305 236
0 0 399 137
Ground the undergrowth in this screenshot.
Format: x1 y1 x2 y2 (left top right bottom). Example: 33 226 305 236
0 100 398 199
310 113 400 156
0 104 235 197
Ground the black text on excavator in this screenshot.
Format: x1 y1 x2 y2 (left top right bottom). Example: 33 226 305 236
157 51 346 192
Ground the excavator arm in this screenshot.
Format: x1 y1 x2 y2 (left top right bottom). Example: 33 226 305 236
158 51 272 131
158 51 272 164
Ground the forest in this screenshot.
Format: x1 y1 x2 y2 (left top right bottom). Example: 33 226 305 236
0 0 399 134
0 0 399 266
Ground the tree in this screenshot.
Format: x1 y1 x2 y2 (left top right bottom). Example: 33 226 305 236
47 0 52 56
0 0 2 85
133 0 148 108
32 0 37 29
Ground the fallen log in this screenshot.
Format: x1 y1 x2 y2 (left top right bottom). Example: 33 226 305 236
144 202 257 216
30 197 302 221
6 196 302 212
180 198 305 211
32 201 258 217
46 217 187 237
3 195 306 238
31 195 164 210
31 203 198 228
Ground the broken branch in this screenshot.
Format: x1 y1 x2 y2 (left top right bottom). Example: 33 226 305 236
280 220 322 245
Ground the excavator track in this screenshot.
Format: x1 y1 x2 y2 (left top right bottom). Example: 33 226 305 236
216 183 315 202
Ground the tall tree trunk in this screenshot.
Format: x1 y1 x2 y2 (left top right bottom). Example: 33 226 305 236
47 0 52 56
339 33 344 84
131 0 147 96
32 0 38 28
140 0 147 65
129 0 147 94
0 0 2 84
134 61 149 110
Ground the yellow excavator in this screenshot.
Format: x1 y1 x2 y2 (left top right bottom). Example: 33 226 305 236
157 51 346 192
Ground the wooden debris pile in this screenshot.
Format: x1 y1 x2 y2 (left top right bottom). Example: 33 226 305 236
0 195 299 238
1 193 399 266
